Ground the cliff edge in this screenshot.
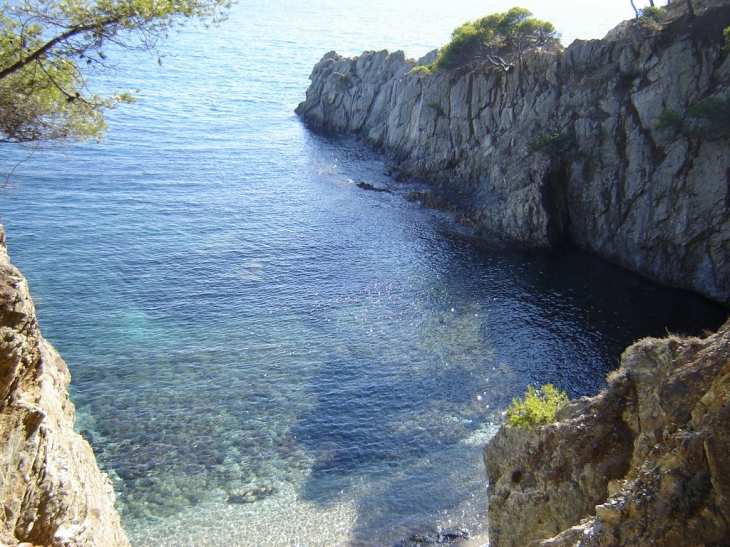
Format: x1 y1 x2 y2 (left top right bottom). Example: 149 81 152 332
0 224 129 547
484 320 730 547
296 0 730 305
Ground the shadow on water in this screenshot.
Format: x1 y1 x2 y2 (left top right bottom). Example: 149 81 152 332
286 188 728 543
289 347 495 544
437 232 728 397
289 314 492 484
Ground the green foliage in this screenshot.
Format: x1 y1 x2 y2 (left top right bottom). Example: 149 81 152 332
656 108 686 138
506 384 569 429
431 7 558 71
639 5 665 23
530 130 576 156
687 95 730 138
657 95 730 141
688 96 730 119
724 26 730 54
433 21 492 70
410 65 433 75
0 0 231 143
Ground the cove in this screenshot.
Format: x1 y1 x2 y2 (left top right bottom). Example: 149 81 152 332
0 0 726 545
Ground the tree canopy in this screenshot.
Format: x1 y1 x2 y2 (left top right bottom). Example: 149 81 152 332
0 0 230 144
431 7 558 72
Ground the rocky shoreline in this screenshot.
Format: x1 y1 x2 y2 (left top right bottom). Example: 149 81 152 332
296 0 730 545
296 0 730 306
485 320 730 546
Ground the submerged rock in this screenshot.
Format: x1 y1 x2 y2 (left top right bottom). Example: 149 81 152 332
394 528 470 546
484 320 730 546
225 484 277 504
0 224 130 547
296 0 730 305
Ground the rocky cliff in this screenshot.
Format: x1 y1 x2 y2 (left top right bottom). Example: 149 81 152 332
0 225 130 547
296 0 730 305
484 320 730 547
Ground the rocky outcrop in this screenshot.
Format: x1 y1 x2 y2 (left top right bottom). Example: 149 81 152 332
484 320 730 546
296 0 730 305
0 225 130 547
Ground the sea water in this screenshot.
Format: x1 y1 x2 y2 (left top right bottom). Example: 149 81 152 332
0 1 725 545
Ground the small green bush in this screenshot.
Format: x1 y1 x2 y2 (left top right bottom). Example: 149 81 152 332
410 65 433 75
687 95 730 138
530 131 576 156
656 108 687 138
724 26 730 53
657 95 730 140
506 384 569 429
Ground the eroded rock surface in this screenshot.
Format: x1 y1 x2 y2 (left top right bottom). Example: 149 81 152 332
296 0 730 304
484 320 730 547
0 224 129 547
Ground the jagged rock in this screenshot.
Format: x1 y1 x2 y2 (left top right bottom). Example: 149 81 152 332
484 320 730 547
0 224 130 547
296 0 730 304
356 181 391 192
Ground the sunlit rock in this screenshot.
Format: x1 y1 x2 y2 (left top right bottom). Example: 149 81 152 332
296 0 730 305
484 321 730 546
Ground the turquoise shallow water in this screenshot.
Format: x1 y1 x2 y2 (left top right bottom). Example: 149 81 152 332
1 1 727 545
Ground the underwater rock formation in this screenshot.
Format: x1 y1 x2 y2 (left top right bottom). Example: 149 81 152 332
0 224 130 547
296 0 730 305
484 320 730 546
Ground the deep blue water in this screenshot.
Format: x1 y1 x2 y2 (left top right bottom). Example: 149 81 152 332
1 1 726 545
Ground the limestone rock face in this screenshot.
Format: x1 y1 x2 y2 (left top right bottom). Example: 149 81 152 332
483 321 730 547
296 0 730 304
0 225 130 547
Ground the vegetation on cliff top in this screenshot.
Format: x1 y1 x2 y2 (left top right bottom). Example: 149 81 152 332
0 0 230 144
506 384 569 429
427 7 558 73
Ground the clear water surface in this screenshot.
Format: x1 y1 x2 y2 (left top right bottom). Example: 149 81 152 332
1 1 726 546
